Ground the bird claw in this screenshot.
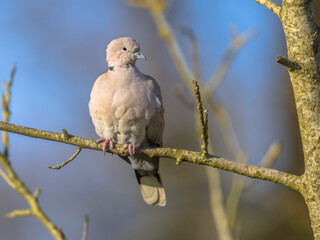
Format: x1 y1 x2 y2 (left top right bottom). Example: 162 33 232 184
122 142 135 156
96 138 115 155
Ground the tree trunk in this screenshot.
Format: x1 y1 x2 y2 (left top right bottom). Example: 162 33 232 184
281 0 320 238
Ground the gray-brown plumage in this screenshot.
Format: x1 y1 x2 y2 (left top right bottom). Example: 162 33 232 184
89 37 166 206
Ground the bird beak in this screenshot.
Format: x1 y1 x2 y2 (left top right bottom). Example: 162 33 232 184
133 52 146 60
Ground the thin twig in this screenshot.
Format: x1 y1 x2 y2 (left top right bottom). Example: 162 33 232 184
0 67 66 240
49 147 82 170
33 188 41 200
194 96 232 240
203 30 257 99
226 151 247 230
0 167 15 188
206 167 233 240
6 209 32 218
147 4 195 90
172 84 194 110
260 141 282 168
129 6 248 237
81 215 89 240
243 141 282 192
208 98 242 159
276 55 301 71
179 25 202 82
192 81 209 155
127 0 168 10
226 141 282 223
253 0 281 18
2 64 16 157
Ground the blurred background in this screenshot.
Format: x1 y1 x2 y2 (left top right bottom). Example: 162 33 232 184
0 0 319 239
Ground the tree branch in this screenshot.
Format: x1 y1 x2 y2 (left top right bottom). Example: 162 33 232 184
276 55 301 71
2 64 16 157
192 80 209 155
179 25 202 82
147 3 196 90
203 29 257 99
206 167 233 240
242 141 282 192
0 168 14 188
254 0 281 18
0 121 302 191
172 84 194 110
49 147 82 170
6 209 32 218
81 215 89 240
0 66 66 240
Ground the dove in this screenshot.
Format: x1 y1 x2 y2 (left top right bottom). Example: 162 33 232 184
89 37 166 206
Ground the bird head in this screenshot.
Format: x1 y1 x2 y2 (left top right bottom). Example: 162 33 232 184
106 37 146 69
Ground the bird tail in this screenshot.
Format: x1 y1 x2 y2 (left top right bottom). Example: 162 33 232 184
135 171 166 206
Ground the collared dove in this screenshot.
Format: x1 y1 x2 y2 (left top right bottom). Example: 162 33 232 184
89 37 166 206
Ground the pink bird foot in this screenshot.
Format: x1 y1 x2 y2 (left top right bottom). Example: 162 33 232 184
96 138 115 155
122 142 135 156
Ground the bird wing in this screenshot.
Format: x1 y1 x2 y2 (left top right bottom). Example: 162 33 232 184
145 75 164 147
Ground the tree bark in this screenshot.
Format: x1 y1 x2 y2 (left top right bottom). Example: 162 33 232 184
281 0 320 238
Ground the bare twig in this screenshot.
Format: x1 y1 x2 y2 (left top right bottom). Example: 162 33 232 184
228 27 239 41
260 141 282 168
243 141 282 192
128 0 168 10
206 167 233 240
226 151 247 230
6 209 32 218
208 99 242 159
0 167 14 188
81 215 89 240
146 3 195 90
128 7 252 238
49 147 82 170
253 0 281 17
276 55 301 71
1 64 16 157
33 188 41 199
177 22 254 238
203 30 257 99
226 141 282 225
192 81 209 155
0 67 66 240
179 25 202 82
172 84 194 110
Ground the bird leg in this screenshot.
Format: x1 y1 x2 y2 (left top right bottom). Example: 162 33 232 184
96 138 115 155
122 142 135 156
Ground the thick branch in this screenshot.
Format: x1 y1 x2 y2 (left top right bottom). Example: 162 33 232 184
280 0 320 237
254 0 281 17
0 121 302 191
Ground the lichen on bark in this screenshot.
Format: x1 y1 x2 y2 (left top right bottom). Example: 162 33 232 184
280 0 320 238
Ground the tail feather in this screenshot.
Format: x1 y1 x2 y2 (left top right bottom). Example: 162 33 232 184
135 171 166 206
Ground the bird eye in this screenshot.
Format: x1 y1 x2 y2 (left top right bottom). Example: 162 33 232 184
122 47 127 51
